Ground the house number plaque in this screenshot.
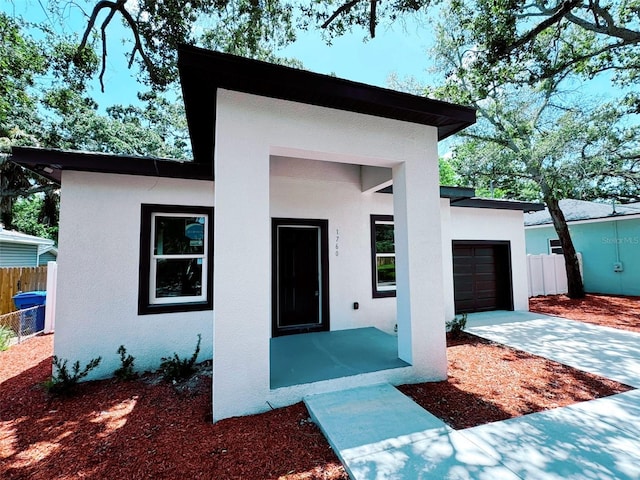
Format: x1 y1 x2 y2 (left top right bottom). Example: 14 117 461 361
335 229 339 256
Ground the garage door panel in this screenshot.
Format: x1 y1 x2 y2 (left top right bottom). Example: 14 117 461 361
453 264 473 275
476 282 497 292
455 299 477 311
476 266 495 275
474 255 494 263
455 290 474 301
453 242 512 314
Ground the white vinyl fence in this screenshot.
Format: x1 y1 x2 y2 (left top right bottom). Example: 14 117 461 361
44 261 57 333
527 253 583 297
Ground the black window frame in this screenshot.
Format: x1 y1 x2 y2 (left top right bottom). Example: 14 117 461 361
370 214 396 298
549 239 564 255
138 204 214 315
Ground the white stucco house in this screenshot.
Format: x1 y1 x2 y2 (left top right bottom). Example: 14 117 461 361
11 45 542 421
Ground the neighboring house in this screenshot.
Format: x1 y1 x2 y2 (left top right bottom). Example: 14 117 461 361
11 45 540 421
525 199 640 296
0 226 56 267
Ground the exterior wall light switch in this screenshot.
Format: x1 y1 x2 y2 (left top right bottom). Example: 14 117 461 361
613 262 624 272
353 302 359 310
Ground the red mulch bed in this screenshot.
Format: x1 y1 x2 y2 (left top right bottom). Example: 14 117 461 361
399 332 631 429
1 295 636 479
530 293 640 333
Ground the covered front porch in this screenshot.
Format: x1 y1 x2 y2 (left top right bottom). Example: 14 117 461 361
270 327 410 389
185 48 475 421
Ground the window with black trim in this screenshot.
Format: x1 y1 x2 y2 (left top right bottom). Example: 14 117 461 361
370 214 396 298
549 239 563 255
139 204 214 315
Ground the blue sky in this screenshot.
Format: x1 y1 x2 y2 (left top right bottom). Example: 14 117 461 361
278 21 437 88
2 1 626 121
2 1 439 108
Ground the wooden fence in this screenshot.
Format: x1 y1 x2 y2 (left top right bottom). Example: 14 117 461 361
0 266 48 315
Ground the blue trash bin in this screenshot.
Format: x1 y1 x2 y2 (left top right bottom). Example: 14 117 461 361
13 291 47 332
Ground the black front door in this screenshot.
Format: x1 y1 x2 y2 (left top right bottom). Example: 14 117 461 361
272 219 329 336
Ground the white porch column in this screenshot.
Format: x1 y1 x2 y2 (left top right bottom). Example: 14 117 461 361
212 91 271 421
392 140 447 380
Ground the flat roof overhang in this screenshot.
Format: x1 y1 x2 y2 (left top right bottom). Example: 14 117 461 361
177 45 476 166
378 185 544 212
10 147 214 185
450 197 545 213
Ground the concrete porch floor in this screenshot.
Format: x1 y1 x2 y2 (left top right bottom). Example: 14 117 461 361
269 327 409 389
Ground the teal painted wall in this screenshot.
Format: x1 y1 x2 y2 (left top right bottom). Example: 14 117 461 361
38 251 57 265
525 218 640 296
0 242 38 267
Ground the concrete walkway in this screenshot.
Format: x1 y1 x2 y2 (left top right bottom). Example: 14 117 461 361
305 311 640 479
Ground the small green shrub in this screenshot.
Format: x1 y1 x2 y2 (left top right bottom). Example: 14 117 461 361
44 355 102 396
160 334 201 383
0 325 15 351
114 345 137 381
446 313 467 337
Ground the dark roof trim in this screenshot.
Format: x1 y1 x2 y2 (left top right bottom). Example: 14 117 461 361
178 45 476 165
10 147 214 185
440 186 476 201
379 185 477 200
451 197 545 212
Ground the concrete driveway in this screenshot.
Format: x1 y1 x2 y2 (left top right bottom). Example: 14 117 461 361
460 310 640 479
309 310 640 479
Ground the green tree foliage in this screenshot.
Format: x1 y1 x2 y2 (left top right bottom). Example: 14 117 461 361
439 157 459 186
42 89 192 159
1 12 193 231
0 13 53 227
66 0 298 89
441 0 640 92
0 13 46 140
304 0 639 95
428 14 640 298
12 194 59 241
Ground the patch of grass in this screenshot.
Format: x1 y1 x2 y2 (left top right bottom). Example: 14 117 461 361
0 325 15 351
114 345 137 381
44 355 102 396
159 334 201 383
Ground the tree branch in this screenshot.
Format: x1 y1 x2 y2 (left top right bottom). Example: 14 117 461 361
538 39 638 80
97 3 119 92
77 0 158 92
370 0 377 38
321 0 363 29
459 132 512 147
497 0 582 58
565 9 640 42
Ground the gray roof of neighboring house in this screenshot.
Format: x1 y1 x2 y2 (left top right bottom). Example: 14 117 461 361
0 227 55 246
524 199 640 226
